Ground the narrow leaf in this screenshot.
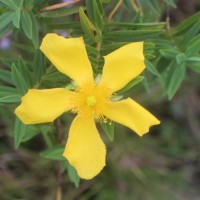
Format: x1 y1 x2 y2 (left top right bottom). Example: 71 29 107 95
0 12 13 31
163 0 177 8
117 76 144 94
30 13 39 48
0 69 13 84
159 48 179 59
34 50 46 82
18 56 33 88
12 9 21 28
21 125 40 142
168 64 186 99
86 0 95 24
11 63 28 94
21 11 32 39
186 34 200 56
92 0 103 29
145 60 160 76
104 22 167 30
173 12 200 34
40 146 65 161
0 0 17 9
14 118 27 148
104 30 164 42
66 160 80 187
101 122 114 141
0 95 21 103
79 7 97 42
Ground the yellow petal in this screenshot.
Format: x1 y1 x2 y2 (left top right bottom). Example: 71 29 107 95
15 88 73 124
40 33 94 86
99 42 145 92
103 98 160 136
63 116 106 180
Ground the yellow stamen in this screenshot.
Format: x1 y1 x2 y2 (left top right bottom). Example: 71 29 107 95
86 95 97 106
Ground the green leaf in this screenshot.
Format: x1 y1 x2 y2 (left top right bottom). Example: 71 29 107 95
102 42 129 54
101 0 111 2
145 60 160 76
12 9 21 28
172 11 200 34
147 0 161 16
104 22 167 30
23 0 35 8
11 63 28 94
186 57 200 73
21 125 40 142
0 69 13 84
92 0 103 29
39 6 80 18
101 121 114 141
163 0 177 8
49 21 81 30
86 0 95 24
186 57 200 72
0 86 20 97
40 146 65 161
14 118 27 148
188 64 200 73
187 57 200 62
175 53 186 65
185 34 200 56
0 0 17 9
86 44 99 55
117 76 144 94
79 7 97 42
0 95 21 103
18 56 33 88
96 0 104 15
21 11 32 39
0 12 13 31
30 13 39 48
104 30 164 42
159 48 179 59
34 50 46 82
168 64 186 100
66 160 80 187
0 22 12 38
180 20 200 48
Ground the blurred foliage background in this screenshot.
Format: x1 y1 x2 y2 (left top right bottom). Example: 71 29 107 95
0 0 200 199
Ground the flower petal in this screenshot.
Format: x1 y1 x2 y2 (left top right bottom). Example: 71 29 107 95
15 88 74 124
40 33 94 86
99 42 145 92
63 116 106 180
103 98 160 136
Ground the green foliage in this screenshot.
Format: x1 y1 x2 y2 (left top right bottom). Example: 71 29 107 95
40 146 65 160
0 0 200 197
100 121 114 141
14 118 27 148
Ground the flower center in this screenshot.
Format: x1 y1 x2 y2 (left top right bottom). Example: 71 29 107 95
70 83 112 119
86 95 97 106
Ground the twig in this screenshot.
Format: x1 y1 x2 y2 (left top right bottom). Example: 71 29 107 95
55 119 62 143
55 118 63 200
166 3 171 29
96 40 102 65
40 0 80 12
56 162 62 200
132 0 144 16
108 0 123 21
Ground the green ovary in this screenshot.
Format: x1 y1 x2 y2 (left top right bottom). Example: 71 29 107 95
86 95 97 106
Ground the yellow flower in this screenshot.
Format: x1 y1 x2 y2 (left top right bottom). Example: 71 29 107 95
15 33 160 179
